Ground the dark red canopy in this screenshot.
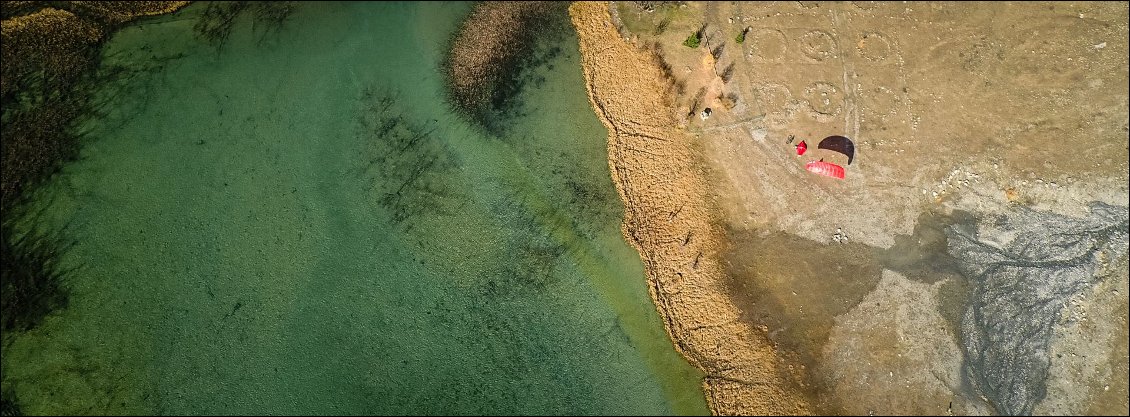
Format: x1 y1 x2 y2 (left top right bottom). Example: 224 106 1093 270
818 135 855 165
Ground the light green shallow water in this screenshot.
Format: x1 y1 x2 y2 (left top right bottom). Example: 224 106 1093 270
2 2 707 415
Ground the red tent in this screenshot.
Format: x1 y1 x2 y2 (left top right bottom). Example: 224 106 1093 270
806 160 845 179
796 140 807 156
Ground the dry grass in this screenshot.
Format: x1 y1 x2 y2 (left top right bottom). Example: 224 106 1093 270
445 1 564 130
1 1 187 206
1 8 102 204
570 3 813 414
65 1 189 24
0 8 101 100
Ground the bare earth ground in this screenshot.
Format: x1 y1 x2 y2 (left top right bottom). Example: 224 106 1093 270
589 1 1128 415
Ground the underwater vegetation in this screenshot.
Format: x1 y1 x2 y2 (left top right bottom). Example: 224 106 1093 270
356 86 464 230
193 1 294 50
0 210 72 333
443 2 570 137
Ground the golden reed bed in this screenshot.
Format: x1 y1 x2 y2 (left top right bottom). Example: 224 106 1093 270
569 3 812 415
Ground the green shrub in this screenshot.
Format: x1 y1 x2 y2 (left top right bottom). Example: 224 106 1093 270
682 31 700 48
735 31 745 44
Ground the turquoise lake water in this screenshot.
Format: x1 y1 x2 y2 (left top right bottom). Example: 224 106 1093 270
1 2 708 415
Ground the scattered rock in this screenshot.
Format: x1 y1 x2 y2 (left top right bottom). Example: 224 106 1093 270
832 228 849 243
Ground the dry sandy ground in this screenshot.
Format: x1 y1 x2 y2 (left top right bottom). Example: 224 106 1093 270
596 1 1128 415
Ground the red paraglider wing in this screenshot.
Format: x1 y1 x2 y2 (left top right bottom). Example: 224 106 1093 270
805 160 845 179
817 135 855 165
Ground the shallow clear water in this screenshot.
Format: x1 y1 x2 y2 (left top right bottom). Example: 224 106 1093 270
2 2 707 415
